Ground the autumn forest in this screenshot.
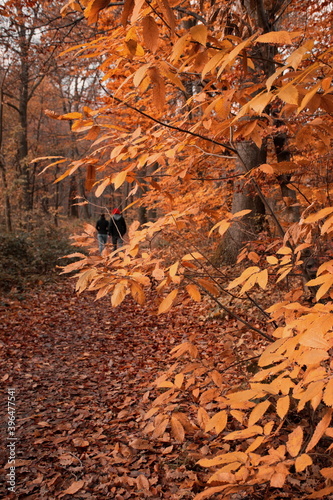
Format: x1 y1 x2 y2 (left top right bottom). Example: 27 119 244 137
1 0 333 498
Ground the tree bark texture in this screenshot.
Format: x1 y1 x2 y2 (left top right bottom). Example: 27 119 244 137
215 141 266 265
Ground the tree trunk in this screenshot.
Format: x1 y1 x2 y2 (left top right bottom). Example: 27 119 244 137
17 19 32 212
0 73 12 231
215 141 266 265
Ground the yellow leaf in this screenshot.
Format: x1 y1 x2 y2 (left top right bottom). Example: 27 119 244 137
259 163 274 174
248 400 271 427
169 261 179 277
286 40 314 70
276 246 292 255
306 408 332 452
170 34 189 63
232 209 252 219
276 396 290 419
316 276 333 301
246 435 265 453
295 453 313 472
76 269 97 294
217 33 257 78
209 219 231 237
223 425 263 441
62 111 83 120
286 426 303 457
250 92 273 114
267 255 279 265
205 410 228 434
277 84 299 105
299 332 329 350
111 283 127 307
113 170 128 190
142 15 159 53
228 266 260 290
95 177 111 198
190 24 207 46
186 284 201 302
202 51 225 78
303 207 333 223
133 63 150 87
297 381 325 412
257 269 268 290
170 416 185 442
256 31 293 44
298 349 329 366
182 252 204 261
158 289 178 314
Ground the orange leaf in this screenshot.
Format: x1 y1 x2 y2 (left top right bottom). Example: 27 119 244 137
248 400 271 426
256 31 294 44
174 373 184 389
320 467 333 479
323 378 333 406
158 289 178 314
186 284 201 302
276 395 290 419
307 486 333 498
197 278 219 296
224 425 263 440
190 25 207 46
205 410 228 434
113 170 128 190
170 416 185 442
306 408 333 452
142 16 159 53
121 0 135 25
197 407 209 430
286 426 303 457
60 480 85 497
111 283 127 307
295 453 313 472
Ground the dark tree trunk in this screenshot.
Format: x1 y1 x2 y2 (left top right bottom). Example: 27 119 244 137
215 141 266 265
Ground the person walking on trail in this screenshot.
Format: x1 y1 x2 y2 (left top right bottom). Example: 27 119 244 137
109 208 127 250
96 213 109 253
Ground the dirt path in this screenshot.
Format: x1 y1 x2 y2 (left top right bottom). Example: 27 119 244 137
0 279 225 499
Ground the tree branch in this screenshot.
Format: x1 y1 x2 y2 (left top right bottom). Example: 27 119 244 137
100 84 238 154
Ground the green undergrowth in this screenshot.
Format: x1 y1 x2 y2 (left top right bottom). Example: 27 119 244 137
0 220 85 295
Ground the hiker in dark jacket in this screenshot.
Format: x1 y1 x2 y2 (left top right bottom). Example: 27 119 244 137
96 213 109 253
109 209 127 250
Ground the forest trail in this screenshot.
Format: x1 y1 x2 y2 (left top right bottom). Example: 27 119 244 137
0 279 231 499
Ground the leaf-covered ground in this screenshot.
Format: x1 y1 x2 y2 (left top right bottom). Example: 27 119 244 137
0 279 264 499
